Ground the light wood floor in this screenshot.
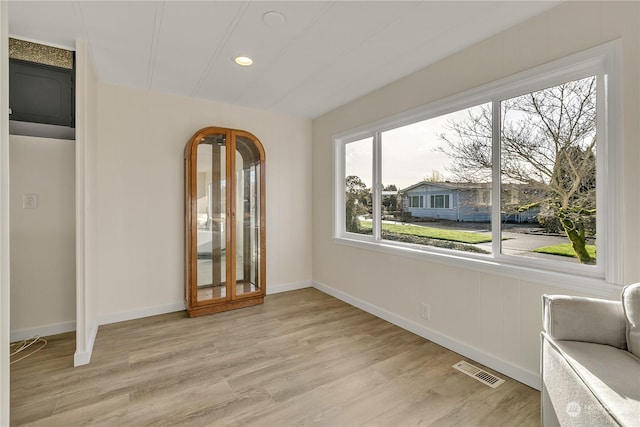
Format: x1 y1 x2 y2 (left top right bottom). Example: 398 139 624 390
10 288 540 426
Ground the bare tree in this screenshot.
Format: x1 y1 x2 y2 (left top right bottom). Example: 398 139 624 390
438 76 597 263
424 170 448 182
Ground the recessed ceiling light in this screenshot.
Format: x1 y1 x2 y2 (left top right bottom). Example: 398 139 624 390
262 11 286 28
234 56 253 67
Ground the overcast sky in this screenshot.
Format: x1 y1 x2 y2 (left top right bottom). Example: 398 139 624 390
345 105 487 190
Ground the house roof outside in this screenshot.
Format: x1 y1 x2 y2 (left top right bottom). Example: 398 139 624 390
400 181 491 193
400 180 545 194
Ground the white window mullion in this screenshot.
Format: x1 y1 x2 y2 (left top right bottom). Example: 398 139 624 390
595 72 607 278
600 49 622 283
372 131 382 241
491 100 502 256
335 139 346 237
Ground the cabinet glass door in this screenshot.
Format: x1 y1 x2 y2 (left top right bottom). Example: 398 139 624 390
234 135 262 297
196 133 227 302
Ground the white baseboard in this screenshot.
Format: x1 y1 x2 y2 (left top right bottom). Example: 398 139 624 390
312 280 542 391
267 280 312 295
74 322 98 367
96 281 312 326
10 320 76 342
98 302 186 326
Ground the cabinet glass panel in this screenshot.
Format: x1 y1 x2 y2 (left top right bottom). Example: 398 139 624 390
235 135 261 296
196 134 227 302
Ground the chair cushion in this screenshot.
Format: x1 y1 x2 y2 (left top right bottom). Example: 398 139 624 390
548 339 640 426
543 294 626 348
622 283 640 358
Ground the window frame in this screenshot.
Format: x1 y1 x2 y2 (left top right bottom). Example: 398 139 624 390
333 41 622 293
409 195 424 208
430 194 450 209
479 190 491 205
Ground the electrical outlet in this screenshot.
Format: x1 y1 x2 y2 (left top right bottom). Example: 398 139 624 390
420 303 430 320
23 193 38 209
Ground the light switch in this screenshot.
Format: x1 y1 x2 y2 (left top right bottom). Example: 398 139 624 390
23 193 38 209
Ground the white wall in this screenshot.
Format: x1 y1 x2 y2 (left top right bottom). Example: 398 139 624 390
312 1 640 389
9 136 76 339
74 39 99 366
94 83 312 322
1 2 11 423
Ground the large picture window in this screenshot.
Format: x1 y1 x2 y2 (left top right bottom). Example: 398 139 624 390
334 43 621 286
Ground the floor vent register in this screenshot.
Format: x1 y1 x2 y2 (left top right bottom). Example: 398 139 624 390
453 360 505 388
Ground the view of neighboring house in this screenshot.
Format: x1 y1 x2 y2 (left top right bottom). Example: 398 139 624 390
399 181 541 223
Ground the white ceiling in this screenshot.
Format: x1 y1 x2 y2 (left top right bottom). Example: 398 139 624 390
8 1 561 119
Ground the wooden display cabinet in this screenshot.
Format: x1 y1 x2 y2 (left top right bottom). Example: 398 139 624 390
184 127 265 317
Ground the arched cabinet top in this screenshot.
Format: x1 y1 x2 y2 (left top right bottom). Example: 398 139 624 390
185 126 265 161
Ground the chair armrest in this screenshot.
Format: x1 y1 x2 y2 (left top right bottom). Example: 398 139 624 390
542 294 627 349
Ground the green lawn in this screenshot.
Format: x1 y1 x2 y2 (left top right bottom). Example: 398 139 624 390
359 220 492 244
533 243 596 259
357 219 597 260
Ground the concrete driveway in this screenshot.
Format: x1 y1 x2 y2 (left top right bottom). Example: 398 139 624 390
479 230 575 262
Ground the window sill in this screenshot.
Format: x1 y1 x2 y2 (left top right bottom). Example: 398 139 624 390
333 235 621 297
